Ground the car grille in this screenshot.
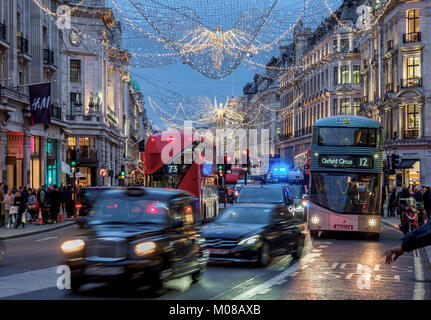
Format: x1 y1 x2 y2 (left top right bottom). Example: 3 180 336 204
86 238 127 259
205 238 239 249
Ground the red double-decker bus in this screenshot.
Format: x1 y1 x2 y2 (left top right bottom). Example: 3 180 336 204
144 131 219 221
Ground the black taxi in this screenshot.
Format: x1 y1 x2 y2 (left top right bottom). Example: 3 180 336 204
61 187 208 294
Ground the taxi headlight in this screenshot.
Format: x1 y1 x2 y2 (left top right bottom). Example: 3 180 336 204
311 216 320 225
368 218 377 227
238 235 260 246
302 200 308 207
61 239 85 253
134 241 156 256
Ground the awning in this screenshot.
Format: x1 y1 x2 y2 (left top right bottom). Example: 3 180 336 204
62 162 71 175
397 159 419 169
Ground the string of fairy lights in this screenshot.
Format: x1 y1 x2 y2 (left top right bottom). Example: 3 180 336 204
31 0 393 131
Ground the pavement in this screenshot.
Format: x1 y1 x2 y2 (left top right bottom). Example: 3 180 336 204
0 219 76 240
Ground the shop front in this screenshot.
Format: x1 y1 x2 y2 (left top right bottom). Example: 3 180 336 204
6 131 24 189
30 135 42 189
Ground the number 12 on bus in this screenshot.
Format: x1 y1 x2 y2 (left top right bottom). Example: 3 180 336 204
308 116 383 240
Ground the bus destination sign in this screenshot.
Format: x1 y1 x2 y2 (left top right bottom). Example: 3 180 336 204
318 154 373 169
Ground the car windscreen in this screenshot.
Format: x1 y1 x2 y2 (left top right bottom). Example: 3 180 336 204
90 199 168 225
214 207 272 224
236 187 284 203
286 185 303 199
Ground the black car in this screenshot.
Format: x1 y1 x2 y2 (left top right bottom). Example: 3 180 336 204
235 185 295 214
76 186 121 228
201 204 304 266
61 187 208 294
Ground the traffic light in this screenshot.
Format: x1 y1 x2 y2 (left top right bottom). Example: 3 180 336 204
217 164 224 176
70 149 78 168
224 155 232 174
391 154 401 169
241 149 250 172
120 165 126 179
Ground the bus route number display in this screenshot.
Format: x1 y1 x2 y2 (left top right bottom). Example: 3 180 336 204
167 164 178 174
318 155 373 169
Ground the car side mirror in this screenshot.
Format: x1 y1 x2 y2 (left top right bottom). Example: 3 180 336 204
172 219 184 228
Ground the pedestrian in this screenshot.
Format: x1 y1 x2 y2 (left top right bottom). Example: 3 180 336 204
3 189 15 228
37 185 47 223
423 186 431 222
413 186 424 225
385 220 431 264
381 185 387 217
64 185 74 218
387 187 396 217
50 185 61 224
0 183 4 227
13 190 25 229
27 189 36 222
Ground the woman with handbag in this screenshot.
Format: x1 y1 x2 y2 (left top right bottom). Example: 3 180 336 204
4 189 15 228
13 191 26 229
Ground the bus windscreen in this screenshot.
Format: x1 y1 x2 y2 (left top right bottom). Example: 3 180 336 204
310 172 381 215
317 127 377 147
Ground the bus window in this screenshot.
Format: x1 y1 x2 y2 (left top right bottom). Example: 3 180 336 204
317 128 377 147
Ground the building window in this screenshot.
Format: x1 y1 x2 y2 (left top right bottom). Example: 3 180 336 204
333 66 338 85
405 56 420 79
333 99 338 115
354 98 361 116
341 66 349 84
407 9 420 34
406 104 419 129
340 98 350 115
70 59 81 83
353 65 360 84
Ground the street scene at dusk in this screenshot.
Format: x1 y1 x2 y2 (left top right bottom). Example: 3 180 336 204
0 0 430 307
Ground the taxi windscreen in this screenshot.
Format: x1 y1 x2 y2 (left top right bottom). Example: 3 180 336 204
91 199 169 225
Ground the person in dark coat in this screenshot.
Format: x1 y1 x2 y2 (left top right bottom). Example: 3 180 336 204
64 186 74 218
13 191 26 228
50 185 62 223
387 187 396 217
386 220 431 264
423 186 431 222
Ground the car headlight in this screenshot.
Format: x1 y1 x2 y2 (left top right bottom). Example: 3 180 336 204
61 239 85 253
238 235 260 246
368 218 377 227
311 216 320 225
134 241 156 256
302 200 308 207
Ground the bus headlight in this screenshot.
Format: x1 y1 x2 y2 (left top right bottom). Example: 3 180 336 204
134 242 156 256
311 216 320 225
61 239 85 253
368 218 377 227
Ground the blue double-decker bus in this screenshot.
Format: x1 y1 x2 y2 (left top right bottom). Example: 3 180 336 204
308 116 383 240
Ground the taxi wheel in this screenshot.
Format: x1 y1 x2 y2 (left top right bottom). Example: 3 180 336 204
257 242 271 267
191 270 201 283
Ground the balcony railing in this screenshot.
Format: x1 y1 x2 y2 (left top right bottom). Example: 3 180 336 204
401 77 422 88
51 105 61 119
387 40 393 51
0 23 6 42
43 48 54 65
17 36 29 54
404 130 419 140
403 32 421 44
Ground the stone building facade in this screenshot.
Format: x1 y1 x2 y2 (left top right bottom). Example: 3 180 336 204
278 1 362 164
359 0 431 188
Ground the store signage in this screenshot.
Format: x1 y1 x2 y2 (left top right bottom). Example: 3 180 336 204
99 168 107 177
30 83 51 125
318 154 373 169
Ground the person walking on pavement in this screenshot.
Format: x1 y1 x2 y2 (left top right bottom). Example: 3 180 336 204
64 185 73 218
387 187 396 217
50 185 61 224
0 183 4 227
385 219 431 264
37 185 47 223
13 191 26 228
423 186 431 222
3 189 14 228
27 189 36 222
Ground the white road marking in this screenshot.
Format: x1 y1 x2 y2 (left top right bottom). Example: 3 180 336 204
318 245 328 248
34 236 58 242
413 249 425 300
232 262 299 300
0 266 59 298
